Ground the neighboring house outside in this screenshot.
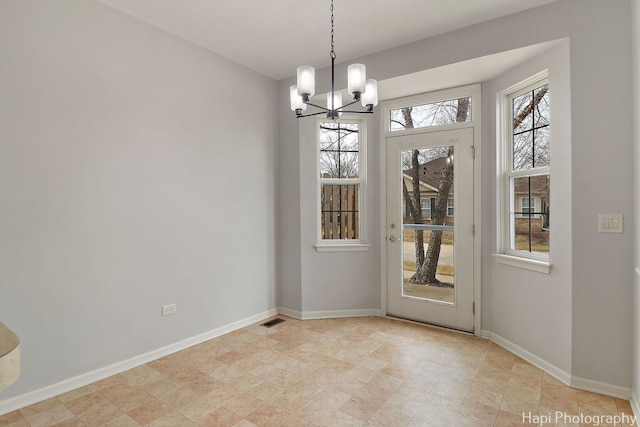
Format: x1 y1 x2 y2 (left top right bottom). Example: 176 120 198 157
403 156 454 226
404 158 549 236
513 174 550 239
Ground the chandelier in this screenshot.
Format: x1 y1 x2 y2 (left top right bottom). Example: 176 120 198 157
290 0 378 119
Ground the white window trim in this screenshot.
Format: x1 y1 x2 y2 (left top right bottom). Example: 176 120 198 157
495 71 550 273
315 116 369 252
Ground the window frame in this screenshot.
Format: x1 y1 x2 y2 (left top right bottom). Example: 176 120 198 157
315 117 370 252
520 196 535 217
495 72 551 273
420 197 432 219
447 198 454 217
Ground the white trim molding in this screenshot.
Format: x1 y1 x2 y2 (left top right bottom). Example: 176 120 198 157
481 330 571 385
631 391 640 425
482 330 631 400
493 253 551 274
0 308 278 416
277 307 380 320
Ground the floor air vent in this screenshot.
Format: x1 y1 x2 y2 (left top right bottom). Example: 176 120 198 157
261 318 285 328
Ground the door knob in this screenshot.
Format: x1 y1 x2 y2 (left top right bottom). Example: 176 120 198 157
389 235 398 242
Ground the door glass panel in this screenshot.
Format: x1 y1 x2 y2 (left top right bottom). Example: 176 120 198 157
402 146 455 303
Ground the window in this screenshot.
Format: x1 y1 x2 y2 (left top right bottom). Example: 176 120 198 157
317 119 368 251
420 198 432 219
521 196 535 216
390 97 471 132
496 74 550 272
447 198 454 217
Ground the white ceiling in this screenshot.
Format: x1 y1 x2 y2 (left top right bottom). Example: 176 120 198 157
97 0 558 80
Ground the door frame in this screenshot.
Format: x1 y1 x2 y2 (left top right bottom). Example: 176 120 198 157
379 83 482 335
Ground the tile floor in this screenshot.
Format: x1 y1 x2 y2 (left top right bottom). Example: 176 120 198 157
0 316 635 426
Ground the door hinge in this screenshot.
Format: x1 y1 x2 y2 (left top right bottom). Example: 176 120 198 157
471 146 476 159
473 302 475 315
472 224 475 237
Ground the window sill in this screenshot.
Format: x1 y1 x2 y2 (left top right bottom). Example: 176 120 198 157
315 243 371 253
493 253 551 274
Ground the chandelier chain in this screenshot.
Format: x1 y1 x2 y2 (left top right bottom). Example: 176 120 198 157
330 0 336 59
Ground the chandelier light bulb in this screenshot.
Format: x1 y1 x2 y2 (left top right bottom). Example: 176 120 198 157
347 64 366 98
296 66 315 98
290 85 306 112
361 79 379 109
327 91 343 115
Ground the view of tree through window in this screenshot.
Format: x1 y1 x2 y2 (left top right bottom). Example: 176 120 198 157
390 97 472 131
319 122 361 240
509 83 550 254
398 97 470 289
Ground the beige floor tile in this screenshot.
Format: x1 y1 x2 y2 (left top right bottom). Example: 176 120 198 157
366 405 412 427
146 410 198 427
23 402 74 427
159 385 202 409
339 396 381 422
126 399 173 425
223 394 266 417
4 316 634 427
247 381 284 402
244 403 289 427
100 413 139 426
0 411 29 427
323 410 365 427
278 414 317 427
196 407 242 427
410 403 457 427
295 399 337 425
76 400 124 427
355 383 394 406
18 398 61 419
494 409 531 426
450 413 493 427
63 391 110 416
499 393 540 416
457 399 499 425
178 396 220 421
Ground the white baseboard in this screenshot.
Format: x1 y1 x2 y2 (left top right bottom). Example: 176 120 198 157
481 330 572 385
277 307 303 320
0 308 278 416
631 390 640 422
481 330 631 400
278 307 380 320
570 375 632 400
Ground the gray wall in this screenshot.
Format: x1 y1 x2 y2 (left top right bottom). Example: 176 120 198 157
0 0 278 400
484 42 573 376
278 0 634 389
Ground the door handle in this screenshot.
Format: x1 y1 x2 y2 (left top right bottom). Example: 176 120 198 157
389 235 398 242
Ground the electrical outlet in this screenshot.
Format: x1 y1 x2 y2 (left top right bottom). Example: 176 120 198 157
161 304 177 316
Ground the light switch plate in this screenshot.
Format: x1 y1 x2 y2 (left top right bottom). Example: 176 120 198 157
598 214 623 233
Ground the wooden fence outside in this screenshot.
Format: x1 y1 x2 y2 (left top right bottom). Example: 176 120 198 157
321 184 359 239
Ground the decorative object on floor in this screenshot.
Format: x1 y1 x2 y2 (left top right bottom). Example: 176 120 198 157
290 0 378 119
0 322 20 392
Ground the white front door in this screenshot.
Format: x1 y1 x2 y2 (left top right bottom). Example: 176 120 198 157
385 128 475 332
